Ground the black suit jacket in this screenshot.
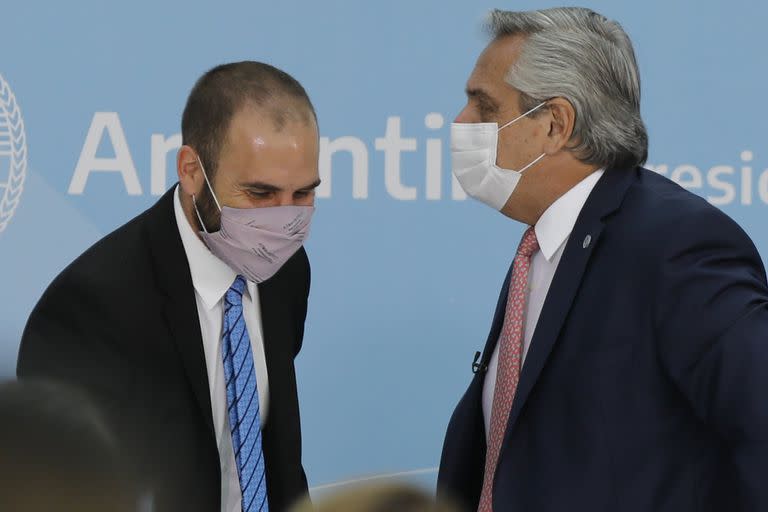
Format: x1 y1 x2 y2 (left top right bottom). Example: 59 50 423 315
17 187 310 511
438 167 768 511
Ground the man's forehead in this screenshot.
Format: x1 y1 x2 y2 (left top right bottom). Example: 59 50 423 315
472 35 524 83
226 107 317 149
230 103 315 132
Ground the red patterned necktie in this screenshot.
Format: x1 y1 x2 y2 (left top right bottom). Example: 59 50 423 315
477 226 539 512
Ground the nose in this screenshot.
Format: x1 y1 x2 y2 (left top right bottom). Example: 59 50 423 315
454 104 475 124
276 192 295 207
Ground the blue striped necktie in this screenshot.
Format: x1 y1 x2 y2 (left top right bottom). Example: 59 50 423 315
222 275 268 512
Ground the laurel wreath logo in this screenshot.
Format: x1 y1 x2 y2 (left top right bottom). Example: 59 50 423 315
0 73 27 234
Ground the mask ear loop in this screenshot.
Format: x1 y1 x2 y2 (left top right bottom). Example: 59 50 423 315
516 152 547 175
192 194 209 234
195 155 222 211
191 154 222 234
497 101 548 132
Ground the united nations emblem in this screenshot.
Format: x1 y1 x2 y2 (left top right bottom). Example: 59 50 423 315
0 73 27 234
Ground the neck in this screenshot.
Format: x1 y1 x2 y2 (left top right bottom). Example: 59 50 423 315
502 159 600 226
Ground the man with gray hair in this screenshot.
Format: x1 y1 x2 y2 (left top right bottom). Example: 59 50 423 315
438 7 768 512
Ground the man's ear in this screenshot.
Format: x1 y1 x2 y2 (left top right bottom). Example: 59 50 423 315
177 145 205 197
542 98 576 155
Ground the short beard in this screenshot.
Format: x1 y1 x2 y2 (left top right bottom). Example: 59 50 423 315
195 184 222 233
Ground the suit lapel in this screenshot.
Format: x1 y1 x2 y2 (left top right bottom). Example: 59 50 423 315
478 263 516 374
145 186 215 439
257 273 285 423
499 167 638 452
458 264 516 453
162 294 215 438
256 247 306 428
252 248 310 507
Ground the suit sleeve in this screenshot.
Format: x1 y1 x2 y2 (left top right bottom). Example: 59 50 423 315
17 270 138 434
17 273 130 382
654 206 768 510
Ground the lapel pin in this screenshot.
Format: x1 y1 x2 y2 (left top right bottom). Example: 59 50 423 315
583 234 592 249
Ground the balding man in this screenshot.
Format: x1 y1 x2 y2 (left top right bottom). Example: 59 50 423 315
18 62 320 512
439 8 768 512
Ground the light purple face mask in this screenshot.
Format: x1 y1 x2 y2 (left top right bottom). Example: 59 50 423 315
193 158 314 284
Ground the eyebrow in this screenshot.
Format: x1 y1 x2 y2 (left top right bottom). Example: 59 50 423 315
466 88 499 111
297 178 322 191
242 178 322 192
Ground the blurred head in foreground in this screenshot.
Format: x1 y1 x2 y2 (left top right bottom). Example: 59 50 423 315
0 379 135 511
291 482 463 512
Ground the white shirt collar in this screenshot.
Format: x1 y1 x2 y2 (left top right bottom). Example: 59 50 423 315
173 185 254 310
534 169 605 261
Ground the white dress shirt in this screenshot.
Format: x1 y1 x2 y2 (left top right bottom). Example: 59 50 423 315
482 170 605 437
173 186 270 512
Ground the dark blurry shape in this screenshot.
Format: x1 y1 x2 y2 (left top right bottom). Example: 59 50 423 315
0 378 136 512
291 483 463 512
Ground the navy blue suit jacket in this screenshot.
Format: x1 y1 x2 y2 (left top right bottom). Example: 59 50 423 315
438 167 768 512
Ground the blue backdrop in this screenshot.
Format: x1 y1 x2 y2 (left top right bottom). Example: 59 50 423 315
1 0 766 493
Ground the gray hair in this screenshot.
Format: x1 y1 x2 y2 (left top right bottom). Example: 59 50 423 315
487 7 648 170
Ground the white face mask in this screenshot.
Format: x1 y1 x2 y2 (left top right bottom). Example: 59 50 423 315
451 102 547 211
